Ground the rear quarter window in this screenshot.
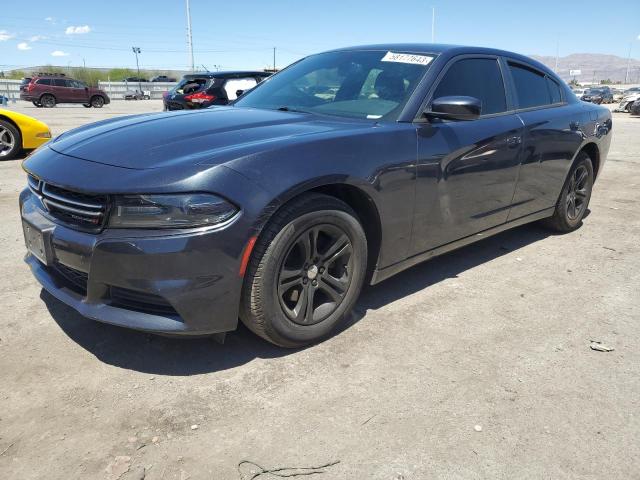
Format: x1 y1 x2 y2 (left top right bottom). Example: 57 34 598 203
547 77 562 104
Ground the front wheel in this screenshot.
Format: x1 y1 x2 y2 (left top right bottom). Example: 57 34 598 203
541 153 593 233
0 120 22 160
90 96 105 108
240 193 368 348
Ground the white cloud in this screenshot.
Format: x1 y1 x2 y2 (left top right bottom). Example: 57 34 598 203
17 42 32 51
65 25 91 35
637 34 640 40
51 50 70 57
45 17 54 22
29 35 46 42
0 30 14 41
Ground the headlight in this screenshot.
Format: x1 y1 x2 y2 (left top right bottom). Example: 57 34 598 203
109 193 238 229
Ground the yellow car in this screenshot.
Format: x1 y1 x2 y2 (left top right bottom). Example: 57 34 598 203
0 108 51 160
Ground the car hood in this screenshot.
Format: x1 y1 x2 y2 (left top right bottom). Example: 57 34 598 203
48 107 371 170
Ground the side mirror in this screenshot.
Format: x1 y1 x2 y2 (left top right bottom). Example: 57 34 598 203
425 96 481 121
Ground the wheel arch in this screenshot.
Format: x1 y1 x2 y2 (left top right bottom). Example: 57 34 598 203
253 179 383 283
580 142 600 180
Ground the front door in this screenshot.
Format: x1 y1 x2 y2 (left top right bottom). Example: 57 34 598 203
411 56 524 254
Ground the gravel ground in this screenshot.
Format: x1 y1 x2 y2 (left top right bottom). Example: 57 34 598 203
0 101 638 480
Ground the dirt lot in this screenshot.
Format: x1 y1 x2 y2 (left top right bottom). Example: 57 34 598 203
0 101 638 479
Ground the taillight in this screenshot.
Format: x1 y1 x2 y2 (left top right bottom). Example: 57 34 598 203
184 92 215 103
26 82 35 92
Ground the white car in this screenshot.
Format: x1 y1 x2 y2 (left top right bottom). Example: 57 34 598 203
571 88 586 99
615 92 640 112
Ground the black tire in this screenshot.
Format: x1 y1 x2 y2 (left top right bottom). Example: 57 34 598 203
83 103 92 108
541 152 594 233
40 94 56 108
90 96 105 108
0 120 22 161
32 101 42 108
240 193 368 348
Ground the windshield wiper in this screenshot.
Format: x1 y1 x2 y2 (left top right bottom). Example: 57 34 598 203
276 106 310 114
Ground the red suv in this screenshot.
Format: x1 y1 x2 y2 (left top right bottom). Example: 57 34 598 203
20 73 110 108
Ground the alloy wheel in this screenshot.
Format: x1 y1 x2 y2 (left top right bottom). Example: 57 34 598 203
566 165 589 221
277 224 353 325
0 126 15 157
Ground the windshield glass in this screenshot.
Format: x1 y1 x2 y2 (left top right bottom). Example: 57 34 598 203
171 77 211 95
234 50 435 120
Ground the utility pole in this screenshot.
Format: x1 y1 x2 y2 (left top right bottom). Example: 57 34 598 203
431 7 435 43
273 47 276 72
185 0 195 72
555 38 559 72
132 47 142 93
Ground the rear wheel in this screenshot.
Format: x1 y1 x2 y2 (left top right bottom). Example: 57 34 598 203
83 103 92 108
90 96 105 108
40 94 56 108
0 120 21 160
32 101 42 108
541 152 593 233
240 193 367 348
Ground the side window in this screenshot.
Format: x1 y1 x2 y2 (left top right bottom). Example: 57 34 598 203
53 78 66 87
432 58 507 115
547 77 562 104
36 78 51 86
508 63 551 109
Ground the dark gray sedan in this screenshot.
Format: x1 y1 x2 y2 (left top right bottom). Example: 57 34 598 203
21 44 611 347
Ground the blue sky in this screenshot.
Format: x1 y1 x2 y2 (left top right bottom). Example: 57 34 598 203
1 0 639 72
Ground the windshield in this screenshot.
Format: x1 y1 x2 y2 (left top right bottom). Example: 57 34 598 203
586 89 603 94
234 50 435 121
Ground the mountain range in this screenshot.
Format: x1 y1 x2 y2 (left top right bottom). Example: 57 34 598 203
531 53 640 84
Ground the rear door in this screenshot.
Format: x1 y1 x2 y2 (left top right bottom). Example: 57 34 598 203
505 61 585 220
52 78 69 102
411 55 524 254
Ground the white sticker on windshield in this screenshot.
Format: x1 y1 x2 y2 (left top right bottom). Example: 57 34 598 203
381 51 433 66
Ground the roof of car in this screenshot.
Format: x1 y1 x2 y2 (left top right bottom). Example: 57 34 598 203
183 71 270 79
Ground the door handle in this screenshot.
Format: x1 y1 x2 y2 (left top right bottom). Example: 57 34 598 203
506 136 522 148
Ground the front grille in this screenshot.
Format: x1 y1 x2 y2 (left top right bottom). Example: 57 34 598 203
28 175 109 231
53 262 88 295
109 286 179 316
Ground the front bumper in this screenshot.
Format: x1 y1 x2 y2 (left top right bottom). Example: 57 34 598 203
20 190 245 335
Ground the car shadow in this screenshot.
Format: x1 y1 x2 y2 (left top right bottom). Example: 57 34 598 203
43 221 555 376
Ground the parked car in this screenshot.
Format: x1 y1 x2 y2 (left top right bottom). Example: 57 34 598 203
163 71 271 110
611 88 624 102
615 91 640 112
0 108 51 160
151 75 176 82
572 87 586 99
630 98 640 115
20 44 611 347
0 95 8 105
20 74 110 108
123 77 147 83
123 90 151 100
581 87 613 104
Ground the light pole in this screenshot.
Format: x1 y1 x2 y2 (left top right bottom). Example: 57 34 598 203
185 0 195 71
132 47 142 94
